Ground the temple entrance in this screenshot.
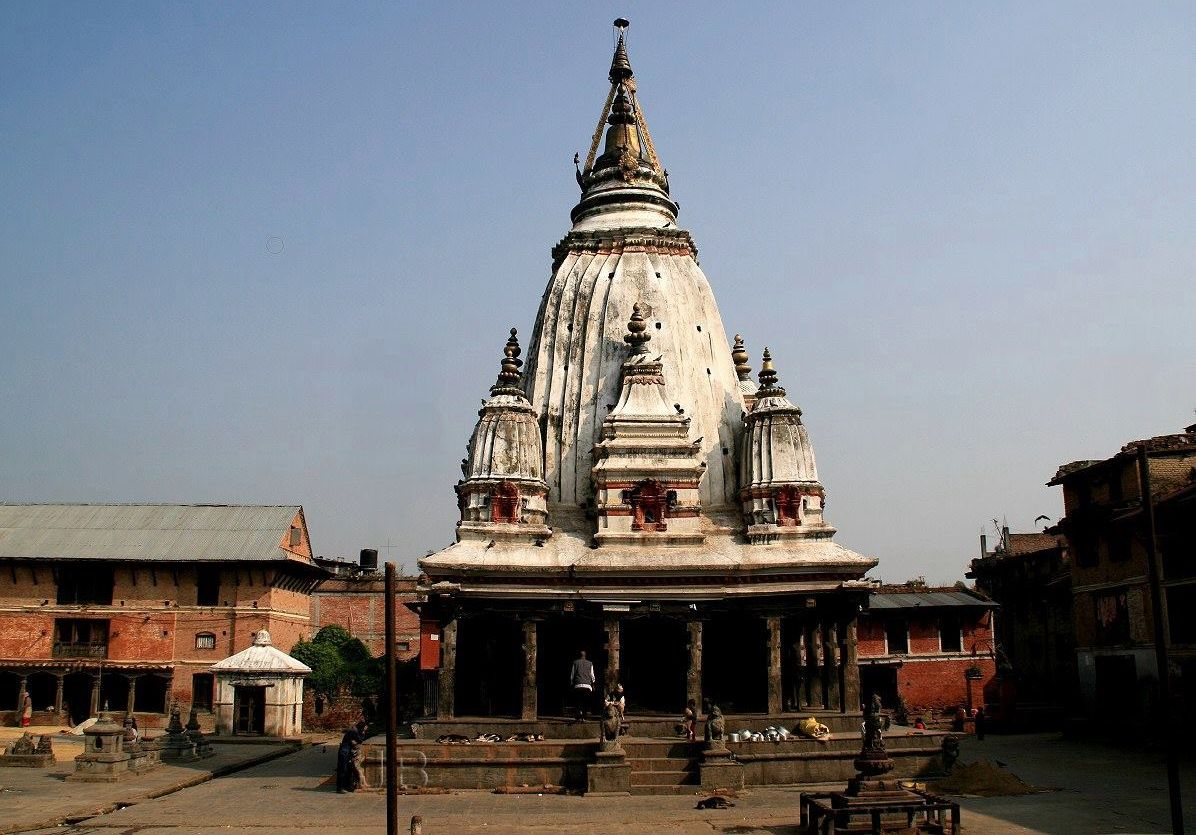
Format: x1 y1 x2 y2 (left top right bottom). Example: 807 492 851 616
536 615 607 718
455 614 523 717
63 672 93 724
703 614 768 714
233 685 266 734
621 616 687 714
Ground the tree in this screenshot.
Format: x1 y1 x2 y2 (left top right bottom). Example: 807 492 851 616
290 626 382 699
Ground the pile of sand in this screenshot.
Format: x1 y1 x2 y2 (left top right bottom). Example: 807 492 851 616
931 760 1039 797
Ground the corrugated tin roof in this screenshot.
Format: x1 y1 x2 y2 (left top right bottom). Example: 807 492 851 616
867 591 995 610
0 504 308 563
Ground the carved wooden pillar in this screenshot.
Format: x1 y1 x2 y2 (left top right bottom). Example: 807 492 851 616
841 616 861 713
90 674 101 717
793 630 807 709
604 614 621 692
437 618 458 720
16 675 28 717
54 673 65 715
687 620 703 711
824 621 840 712
521 619 538 720
766 615 783 715
126 674 140 714
809 623 824 709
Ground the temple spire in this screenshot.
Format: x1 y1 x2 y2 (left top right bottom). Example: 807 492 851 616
624 303 651 355
732 335 752 382
581 19 662 178
757 347 787 398
490 328 524 395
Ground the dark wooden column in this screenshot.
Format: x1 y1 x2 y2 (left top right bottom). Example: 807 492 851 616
795 629 808 708
809 623 824 709
766 615 783 715
841 616 861 713
604 614 621 692
687 620 703 710
89 674 101 717
823 621 840 712
16 675 28 718
436 618 457 720
126 674 140 714
521 619 538 720
54 673 65 715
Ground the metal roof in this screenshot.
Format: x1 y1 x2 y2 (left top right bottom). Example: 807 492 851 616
867 591 995 610
0 504 309 563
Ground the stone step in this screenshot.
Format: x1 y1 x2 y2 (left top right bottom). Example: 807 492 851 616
627 756 698 773
630 784 702 796
630 769 697 787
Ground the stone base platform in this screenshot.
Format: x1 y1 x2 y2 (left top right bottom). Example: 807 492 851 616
364 727 948 795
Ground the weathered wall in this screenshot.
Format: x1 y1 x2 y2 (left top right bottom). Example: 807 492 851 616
309 575 420 659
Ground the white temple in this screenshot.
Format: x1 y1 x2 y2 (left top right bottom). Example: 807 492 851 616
418 21 877 722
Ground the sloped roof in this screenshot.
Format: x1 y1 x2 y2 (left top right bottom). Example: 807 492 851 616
0 504 310 563
211 630 311 675
1005 533 1065 556
867 590 995 610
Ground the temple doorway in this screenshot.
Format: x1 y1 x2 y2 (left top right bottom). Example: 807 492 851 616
703 614 768 714
455 614 523 717
63 672 93 724
621 616 687 714
536 615 607 718
233 685 266 734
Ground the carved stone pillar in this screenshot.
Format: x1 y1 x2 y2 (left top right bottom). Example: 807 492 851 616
766 616 782 715
824 621 840 712
437 618 458 720
841 616 862 713
604 615 621 692
687 620 703 711
809 623 824 709
54 673 65 714
522 619 538 720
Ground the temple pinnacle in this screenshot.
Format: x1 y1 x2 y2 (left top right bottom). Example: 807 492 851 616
610 19 633 83
492 328 524 392
757 347 786 397
732 334 752 381
624 303 651 355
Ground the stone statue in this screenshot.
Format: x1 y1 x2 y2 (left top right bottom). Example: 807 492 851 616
861 692 884 752
36 734 53 755
599 703 622 752
704 704 725 747
9 732 36 755
941 735 960 773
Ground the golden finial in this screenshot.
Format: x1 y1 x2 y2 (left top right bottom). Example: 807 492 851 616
732 334 752 381
492 328 524 392
610 20 633 83
757 347 786 397
624 303 651 354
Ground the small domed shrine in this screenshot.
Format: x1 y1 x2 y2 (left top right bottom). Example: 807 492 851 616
418 21 876 724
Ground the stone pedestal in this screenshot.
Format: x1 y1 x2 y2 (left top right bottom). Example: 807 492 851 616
699 744 743 791
187 709 215 758
0 733 55 768
159 707 199 762
69 720 132 782
586 748 631 795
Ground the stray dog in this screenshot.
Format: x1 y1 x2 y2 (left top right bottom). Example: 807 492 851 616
695 795 735 809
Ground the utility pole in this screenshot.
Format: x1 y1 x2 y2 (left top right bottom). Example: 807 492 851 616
1137 445 1184 834
384 562 399 835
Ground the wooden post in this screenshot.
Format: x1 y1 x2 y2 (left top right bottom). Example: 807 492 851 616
16 675 27 720
687 620 703 711
54 673 65 715
126 674 139 714
384 563 399 835
766 616 782 715
522 619 538 720
90 674 101 718
437 618 457 720
809 623 824 709
824 621 840 712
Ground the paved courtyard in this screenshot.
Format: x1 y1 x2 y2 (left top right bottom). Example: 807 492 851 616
8 732 1193 834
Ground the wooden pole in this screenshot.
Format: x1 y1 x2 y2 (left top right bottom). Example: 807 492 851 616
385 562 399 835
1137 445 1184 834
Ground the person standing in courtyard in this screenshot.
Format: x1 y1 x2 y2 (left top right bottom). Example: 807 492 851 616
570 650 596 721
336 721 368 793
20 691 32 727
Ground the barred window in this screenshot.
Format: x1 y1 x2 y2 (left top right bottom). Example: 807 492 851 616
195 632 217 650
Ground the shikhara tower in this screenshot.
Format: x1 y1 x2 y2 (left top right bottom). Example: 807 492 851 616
419 21 877 723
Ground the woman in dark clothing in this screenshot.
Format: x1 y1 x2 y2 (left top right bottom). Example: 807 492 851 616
336 721 368 793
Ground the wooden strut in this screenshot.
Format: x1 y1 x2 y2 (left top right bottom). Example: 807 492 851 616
583 82 618 175
626 84 661 172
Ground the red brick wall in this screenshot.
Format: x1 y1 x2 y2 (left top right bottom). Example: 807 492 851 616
896 657 998 715
309 575 420 660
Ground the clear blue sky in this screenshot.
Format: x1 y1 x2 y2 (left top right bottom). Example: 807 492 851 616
2 3 1193 580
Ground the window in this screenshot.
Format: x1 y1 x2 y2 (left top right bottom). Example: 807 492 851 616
884 619 909 655
192 673 214 711
195 632 216 650
289 526 302 547
53 618 109 658
939 615 963 653
1093 590 1130 645
56 565 114 605
196 566 221 606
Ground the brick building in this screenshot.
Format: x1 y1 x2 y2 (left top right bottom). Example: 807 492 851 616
310 552 420 660
968 530 1075 724
1049 421 1196 719
0 504 324 729
856 587 998 721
